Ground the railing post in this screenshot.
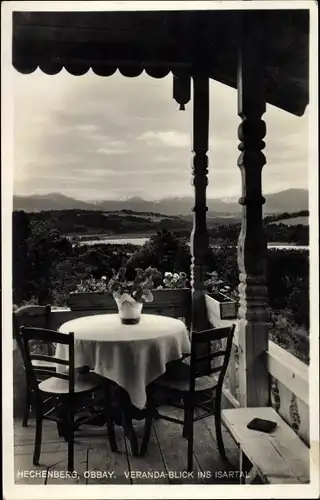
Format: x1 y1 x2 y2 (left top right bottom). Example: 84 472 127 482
190 75 210 332
237 11 270 407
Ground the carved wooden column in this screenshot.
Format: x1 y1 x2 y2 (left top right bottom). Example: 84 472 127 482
190 75 210 331
237 11 270 407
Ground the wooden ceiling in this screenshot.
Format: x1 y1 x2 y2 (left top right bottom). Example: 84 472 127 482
12 10 309 116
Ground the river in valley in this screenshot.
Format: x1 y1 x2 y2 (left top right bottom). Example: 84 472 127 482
74 236 308 251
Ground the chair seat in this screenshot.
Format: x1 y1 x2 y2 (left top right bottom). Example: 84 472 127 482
155 372 217 392
39 373 99 394
155 355 217 392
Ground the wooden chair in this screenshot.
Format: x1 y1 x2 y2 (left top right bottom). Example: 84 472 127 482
142 325 235 471
13 305 54 426
17 326 118 472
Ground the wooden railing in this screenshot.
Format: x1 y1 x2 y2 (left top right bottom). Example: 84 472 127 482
268 342 309 445
205 293 310 445
205 294 240 409
49 289 192 332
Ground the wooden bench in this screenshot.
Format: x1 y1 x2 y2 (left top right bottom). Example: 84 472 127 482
222 407 309 484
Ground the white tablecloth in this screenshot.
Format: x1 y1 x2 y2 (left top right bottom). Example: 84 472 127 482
57 313 190 409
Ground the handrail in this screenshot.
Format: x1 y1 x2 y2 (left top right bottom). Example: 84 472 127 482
267 341 309 405
205 293 309 409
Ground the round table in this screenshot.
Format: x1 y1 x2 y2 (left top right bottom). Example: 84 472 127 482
57 313 191 410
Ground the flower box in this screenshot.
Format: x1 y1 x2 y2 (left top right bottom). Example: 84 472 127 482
67 291 116 311
67 288 191 312
151 288 191 307
206 292 237 320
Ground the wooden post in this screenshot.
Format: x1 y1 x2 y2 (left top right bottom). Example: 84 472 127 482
190 75 210 332
237 11 270 407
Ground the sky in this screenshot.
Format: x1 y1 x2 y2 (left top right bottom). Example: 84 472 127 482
13 69 309 201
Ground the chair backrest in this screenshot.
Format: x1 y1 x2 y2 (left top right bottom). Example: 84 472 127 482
17 326 75 396
13 305 51 330
189 325 236 392
13 305 53 355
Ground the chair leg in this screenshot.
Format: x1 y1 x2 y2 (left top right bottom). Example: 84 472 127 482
67 431 74 473
57 422 68 440
215 396 226 460
186 401 194 472
182 403 188 438
33 413 43 466
104 385 118 453
67 404 74 473
122 411 139 457
22 384 31 427
106 414 118 453
140 414 152 457
140 391 154 457
56 398 68 440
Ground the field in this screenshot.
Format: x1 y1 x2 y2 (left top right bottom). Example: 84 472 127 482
102 211 178 223
270 216 308 226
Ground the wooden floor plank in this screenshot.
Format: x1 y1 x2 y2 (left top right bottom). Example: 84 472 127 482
203 416 240 470
14 420 61 446
126 420 169 484
86 425 131 484
15 441 68 455
153 408 205 484
15 454 46 485
192 414 240 484
45 445 88 484
14 451 67 484
14 424 116 455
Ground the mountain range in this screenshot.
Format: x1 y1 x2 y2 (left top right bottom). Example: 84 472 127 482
13 189 308 215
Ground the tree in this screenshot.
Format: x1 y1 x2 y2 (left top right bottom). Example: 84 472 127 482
127 229 191 274
287 280 309 328
12 211 33 304
27 220 72 304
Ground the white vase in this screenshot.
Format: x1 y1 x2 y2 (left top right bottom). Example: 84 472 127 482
113 293 143 324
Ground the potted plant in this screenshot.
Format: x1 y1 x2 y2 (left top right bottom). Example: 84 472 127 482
108 267 154 324
205 271 237 320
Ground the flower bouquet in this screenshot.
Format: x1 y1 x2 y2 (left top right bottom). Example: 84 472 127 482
205 271 232 296
107 267 155 324
161 271 188 289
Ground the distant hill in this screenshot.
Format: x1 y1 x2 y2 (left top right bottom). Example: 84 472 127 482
13 193 98 212
13 188 308 215
263 189 308 214
22 209 191 237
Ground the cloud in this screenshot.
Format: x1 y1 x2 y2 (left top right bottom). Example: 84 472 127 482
13 70 309 201
154 155 175 163
138 131 190 148
96 147 129 155
74 124 99 133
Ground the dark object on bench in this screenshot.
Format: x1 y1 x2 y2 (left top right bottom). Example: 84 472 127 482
247 418 277 434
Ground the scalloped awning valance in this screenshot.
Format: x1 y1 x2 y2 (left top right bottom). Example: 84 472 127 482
12 9 309 116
